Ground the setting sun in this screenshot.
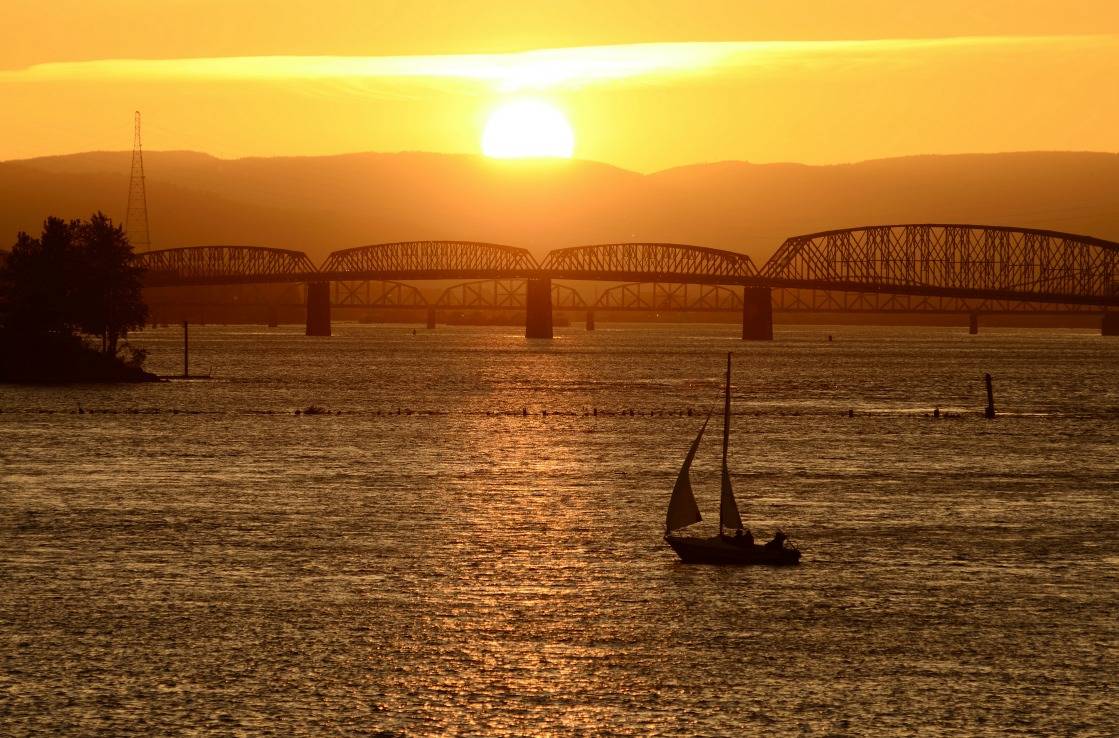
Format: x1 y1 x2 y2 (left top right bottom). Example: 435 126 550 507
481 99 575 159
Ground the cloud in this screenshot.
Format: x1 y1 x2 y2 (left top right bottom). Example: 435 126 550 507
2 36 1114 92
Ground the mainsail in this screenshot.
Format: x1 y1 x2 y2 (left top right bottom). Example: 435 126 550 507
666 416 708 533
719 465 743 531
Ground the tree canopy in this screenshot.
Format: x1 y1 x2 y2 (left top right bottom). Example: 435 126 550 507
1 212 147 357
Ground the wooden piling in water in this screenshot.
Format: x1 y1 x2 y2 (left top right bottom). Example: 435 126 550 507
984 373 996 419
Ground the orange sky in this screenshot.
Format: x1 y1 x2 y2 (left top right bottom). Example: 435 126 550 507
3 1 1119 171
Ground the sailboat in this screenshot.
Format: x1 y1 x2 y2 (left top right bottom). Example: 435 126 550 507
664 352 801 565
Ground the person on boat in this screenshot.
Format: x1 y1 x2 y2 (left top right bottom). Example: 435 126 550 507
733 528 754 547
765 530 788 550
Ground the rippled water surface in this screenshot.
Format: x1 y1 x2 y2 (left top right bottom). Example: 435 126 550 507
2 324 1117 736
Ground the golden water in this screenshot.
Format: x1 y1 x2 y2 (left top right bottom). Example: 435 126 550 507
2 325 1117 735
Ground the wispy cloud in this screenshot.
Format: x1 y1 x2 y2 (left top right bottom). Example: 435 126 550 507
3 37 1113 92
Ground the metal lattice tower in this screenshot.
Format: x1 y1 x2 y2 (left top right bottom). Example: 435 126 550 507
124 111 151 250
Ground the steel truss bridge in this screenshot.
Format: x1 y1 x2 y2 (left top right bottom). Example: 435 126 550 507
136 224 1119 337
145 279 1108 315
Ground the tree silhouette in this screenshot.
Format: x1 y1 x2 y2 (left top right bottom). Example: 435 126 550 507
73 213 147 355
3 217 77 337
1 212 147 356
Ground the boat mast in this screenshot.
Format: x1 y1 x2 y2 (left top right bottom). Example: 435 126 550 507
720 352 731 530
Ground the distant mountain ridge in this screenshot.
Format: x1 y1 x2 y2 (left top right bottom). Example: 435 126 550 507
2 150 1117 264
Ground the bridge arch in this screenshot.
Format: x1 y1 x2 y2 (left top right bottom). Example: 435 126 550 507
594 282 743 312
320 241 538 281
136 245 317 287
540 243 757 284
761 224 1119 306
331 280 427 308
435 279 586 310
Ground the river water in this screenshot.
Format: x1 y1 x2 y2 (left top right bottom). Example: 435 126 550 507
2 324 1117 736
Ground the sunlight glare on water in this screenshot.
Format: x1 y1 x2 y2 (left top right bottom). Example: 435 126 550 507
1 324 1117 736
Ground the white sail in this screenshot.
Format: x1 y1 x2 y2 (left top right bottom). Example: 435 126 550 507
666 416 708 533
719 464 743 531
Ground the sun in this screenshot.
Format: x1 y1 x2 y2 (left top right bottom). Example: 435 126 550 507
481 100 575 159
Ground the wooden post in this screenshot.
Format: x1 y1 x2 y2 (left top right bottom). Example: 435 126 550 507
183 321 189 378
969 313 979 335
984 373 995 419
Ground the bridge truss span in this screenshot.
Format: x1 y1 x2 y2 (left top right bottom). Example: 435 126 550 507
541 243 757 284
761 224 1119 306
435 279 587 310
320 241 539 281
331 280 428 308
594 282 743 312
136 246 318 287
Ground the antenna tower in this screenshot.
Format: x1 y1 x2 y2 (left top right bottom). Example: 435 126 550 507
124 111 151 250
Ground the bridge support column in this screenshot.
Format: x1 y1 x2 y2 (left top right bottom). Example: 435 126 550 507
305 282 331 336
969 313 979 335
525 278 553 339
1103 312 1119 336
742 287 773 341
426 307 437 329
585 310 595 331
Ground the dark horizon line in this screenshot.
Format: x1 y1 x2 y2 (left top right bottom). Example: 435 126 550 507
5 147 1119 176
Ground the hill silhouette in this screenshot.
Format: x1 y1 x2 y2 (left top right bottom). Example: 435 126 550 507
2 150 1117 265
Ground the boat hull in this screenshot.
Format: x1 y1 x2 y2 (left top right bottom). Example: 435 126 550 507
665 535 801 566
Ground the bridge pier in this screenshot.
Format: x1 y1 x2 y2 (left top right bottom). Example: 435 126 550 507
742 287 773 341
1103 312 1119 336
525 278 553 339
426 307 437 329
305 282 331 336
585 310 595 331
969 313 979 335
